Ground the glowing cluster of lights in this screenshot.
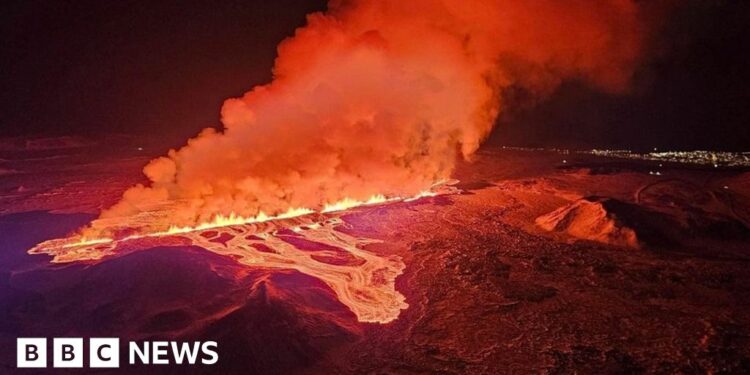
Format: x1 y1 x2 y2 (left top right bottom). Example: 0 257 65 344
585 149 750 167
500 146 750 168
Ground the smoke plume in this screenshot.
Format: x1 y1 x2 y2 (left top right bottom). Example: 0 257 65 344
89 0 648 237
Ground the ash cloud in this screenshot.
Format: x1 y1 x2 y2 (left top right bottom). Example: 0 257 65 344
91 0 651 235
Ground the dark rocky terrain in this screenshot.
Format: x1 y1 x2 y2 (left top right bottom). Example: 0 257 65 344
1 137 749 374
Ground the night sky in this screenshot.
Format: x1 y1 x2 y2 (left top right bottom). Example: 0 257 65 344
1 0 748 151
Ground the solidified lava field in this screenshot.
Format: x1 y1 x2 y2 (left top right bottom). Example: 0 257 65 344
1 137 749 374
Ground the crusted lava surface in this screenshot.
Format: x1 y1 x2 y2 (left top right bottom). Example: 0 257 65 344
1 137 749 374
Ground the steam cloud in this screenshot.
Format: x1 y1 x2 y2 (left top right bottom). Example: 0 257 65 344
89 0 648 236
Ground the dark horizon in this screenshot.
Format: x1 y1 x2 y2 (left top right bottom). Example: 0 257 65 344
1 0 748 151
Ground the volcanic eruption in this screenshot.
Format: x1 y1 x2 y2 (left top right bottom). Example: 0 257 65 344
30 0 650 323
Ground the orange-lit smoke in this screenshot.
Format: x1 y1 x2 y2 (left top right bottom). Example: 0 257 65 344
88 0 646 238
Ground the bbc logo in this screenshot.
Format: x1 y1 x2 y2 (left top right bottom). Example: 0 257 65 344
17 338 119 368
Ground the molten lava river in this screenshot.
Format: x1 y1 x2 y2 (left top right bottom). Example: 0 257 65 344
29 183 458 324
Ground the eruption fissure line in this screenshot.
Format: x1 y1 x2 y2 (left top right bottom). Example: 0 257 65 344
61 189 439 249
32 186 449 323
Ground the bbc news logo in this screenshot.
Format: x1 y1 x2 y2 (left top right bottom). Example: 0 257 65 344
17 338 218 368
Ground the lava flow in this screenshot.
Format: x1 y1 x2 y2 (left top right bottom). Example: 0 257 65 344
29 182 457 323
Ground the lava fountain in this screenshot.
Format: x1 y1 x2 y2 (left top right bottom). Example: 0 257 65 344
29 0 653 323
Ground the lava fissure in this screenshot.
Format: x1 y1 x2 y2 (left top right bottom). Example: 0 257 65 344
29 184 458 323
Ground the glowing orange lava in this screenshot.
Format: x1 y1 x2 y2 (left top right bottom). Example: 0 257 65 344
29 182 455 323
